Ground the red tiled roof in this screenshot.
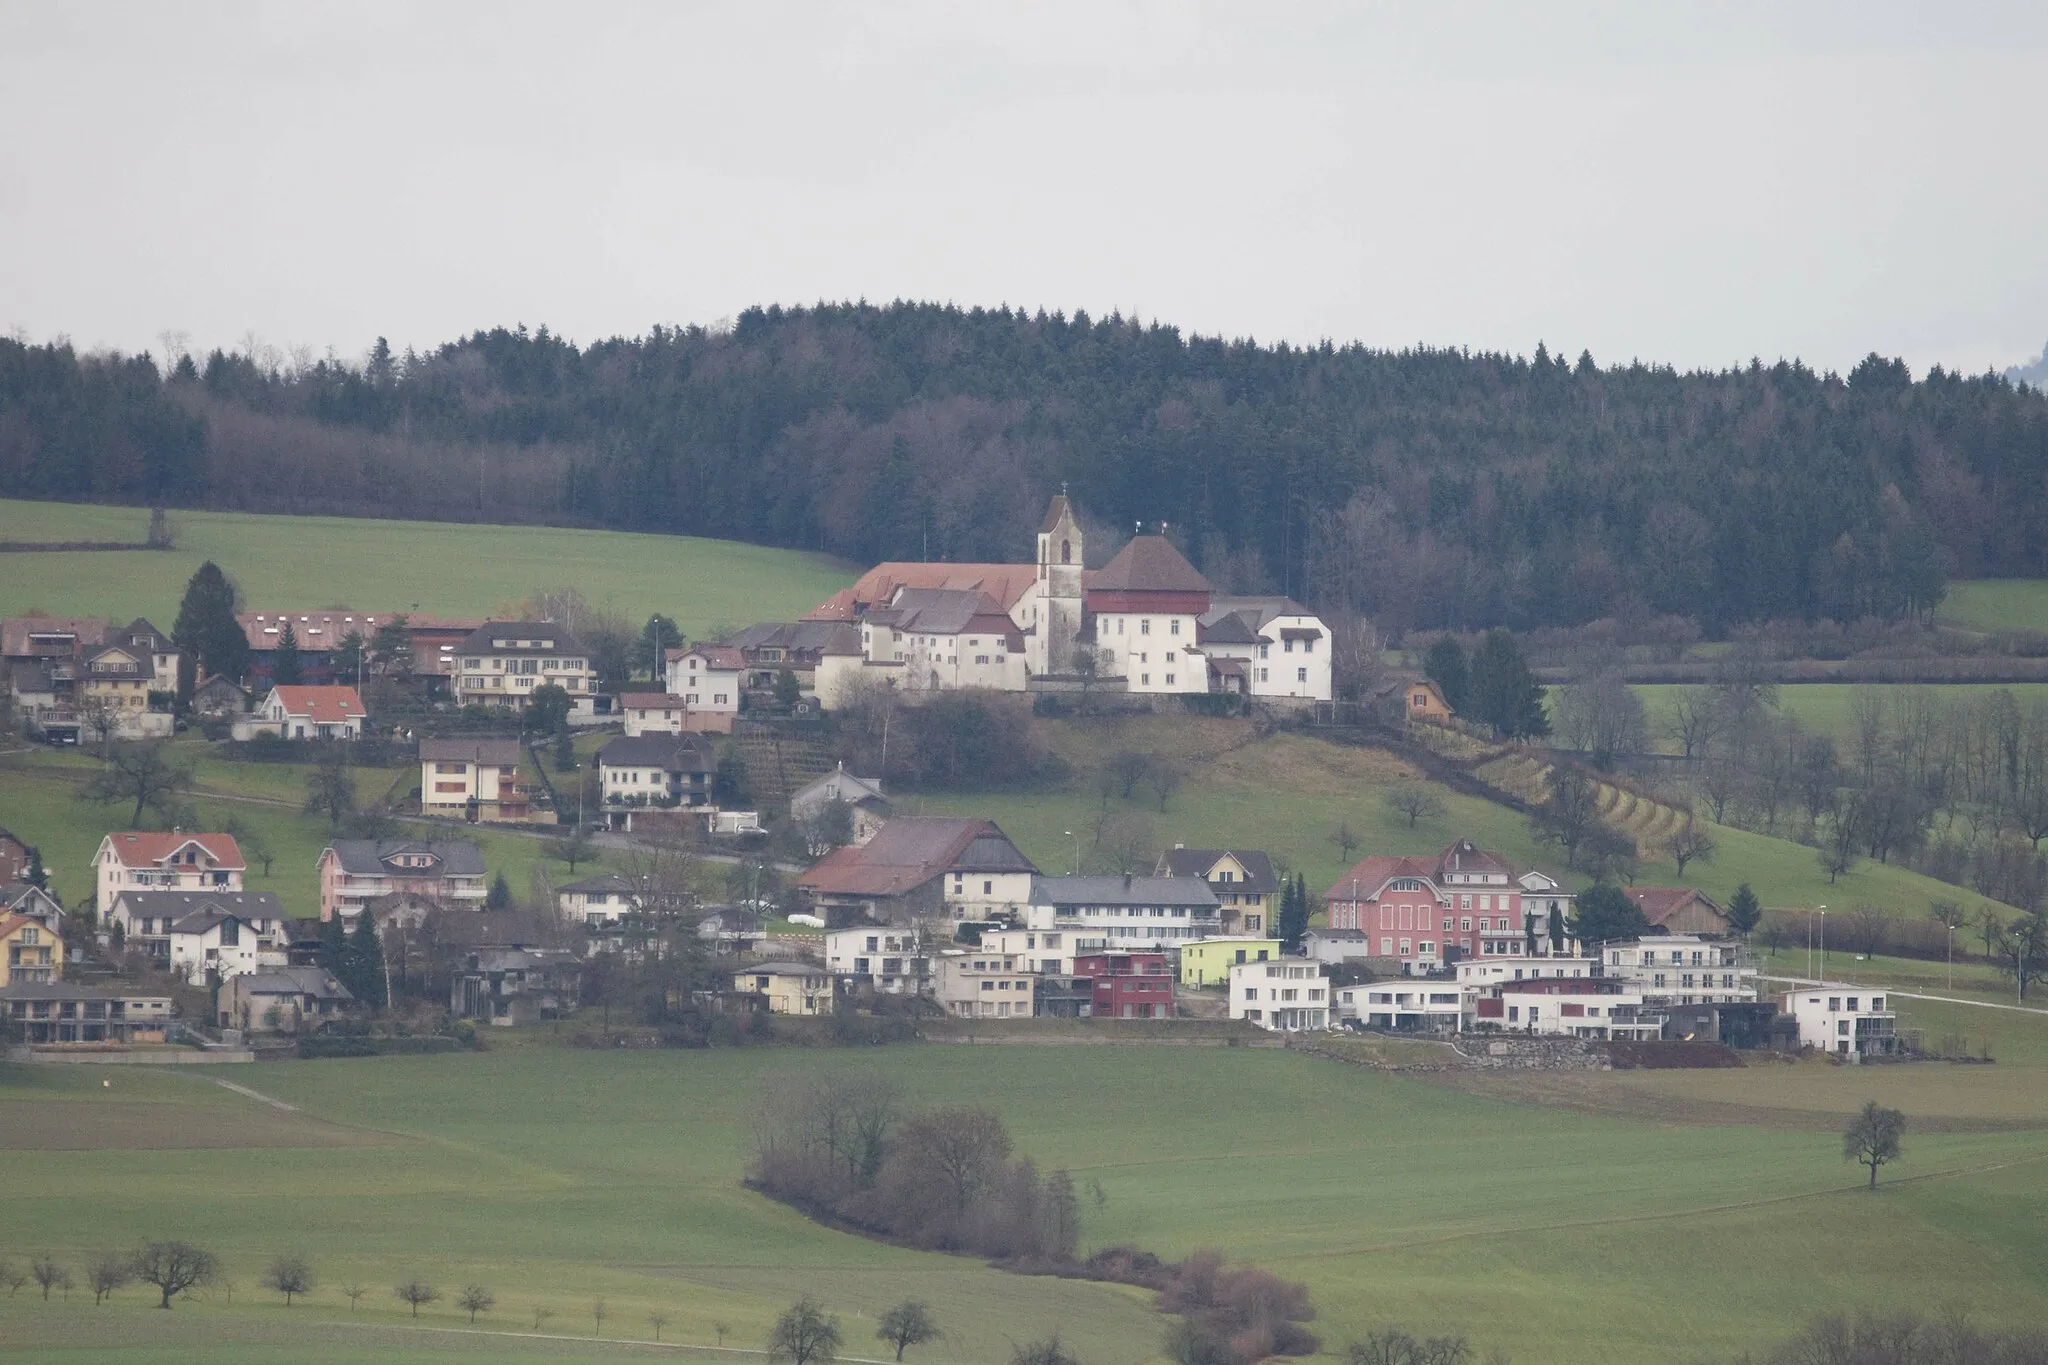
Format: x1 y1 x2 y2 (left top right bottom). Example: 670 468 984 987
99 832 245 871
796 817 1031 897
667 645 745 670
1626 887 1725 926
0 912 32 940
269 685 367 723
1089 536 1210 594
1323 855 1439 903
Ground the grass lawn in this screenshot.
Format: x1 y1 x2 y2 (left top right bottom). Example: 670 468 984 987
5 1042 2048 1365
1631 682 2048 753
1939 580 2048 634
0 498 854 640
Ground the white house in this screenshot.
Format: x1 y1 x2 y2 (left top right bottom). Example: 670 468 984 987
1020 876 1224 943
825 925 933 995
556 874 640 926
1336 981 1463 1031
1229 959 1331 1031
1781 984 1900 1058
220 967 356 1033
94 832 244 911
933 948 1035 1018
1469 978 1663 1040
596 734 714 829
104 890 288 984
617 692 720 737
789 765 891 851
1456 957 1602 988
247 684 367 740
419 738 532 823
662 646 744 718
452 621 593 710
1602 935 1758 1006
859 588 1030 695
1197 598 1331 703
975 927 1076 978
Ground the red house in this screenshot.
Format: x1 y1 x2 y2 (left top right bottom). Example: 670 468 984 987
1325 839 1571 974
1074 948 1173 1019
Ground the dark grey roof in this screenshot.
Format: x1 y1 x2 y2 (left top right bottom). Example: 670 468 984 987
871 588 1002 635
1203 596 1315 631
435 911 550 949
419 738 524 764
0 981 171 1003
236 967 354 1001
454 621 587 656
1155 848 1280 896
1196 611 1262 645
720 621 861 656
599 735 712 769
323 840 488 877
110 890 284 920
558 875 639 895
1029 875 1220 908
461 947 580 973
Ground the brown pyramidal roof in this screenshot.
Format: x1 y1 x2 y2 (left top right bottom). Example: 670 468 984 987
1090 536 1210 594
1039 494 1075 534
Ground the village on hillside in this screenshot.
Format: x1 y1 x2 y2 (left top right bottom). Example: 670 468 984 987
3 496 1900 1062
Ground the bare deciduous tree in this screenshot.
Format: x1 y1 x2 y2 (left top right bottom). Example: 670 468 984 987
457 1284 495 1324
31 1255 65 1301
1843 1101 1906 1190
395 1278 439 1318
1383 783 1445 830
87 1251 132 1305
770 1297 843 1365
342 1282 366 1312
877 1301 941 1361
1661 821 1717 878
133 1241 218 1310
649 1311 671 1341
265 1253 315 1306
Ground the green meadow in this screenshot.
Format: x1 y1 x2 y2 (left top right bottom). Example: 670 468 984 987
1630 682 2048 753
0 498 854 640
1939 580 2048 634
6 1040 2048 1365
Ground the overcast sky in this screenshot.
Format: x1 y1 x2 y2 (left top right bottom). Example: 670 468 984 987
4 1 2044 376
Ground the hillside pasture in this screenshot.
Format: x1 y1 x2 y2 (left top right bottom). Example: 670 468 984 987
1631 681 2048 754
1940 579 2048 634
0 498 854 639
6 1043 2048 1365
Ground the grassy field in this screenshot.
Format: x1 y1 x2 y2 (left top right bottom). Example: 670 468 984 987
1629 682 2048 753
1940 580 2048 634
914 716 1998 921
6 1037 2048 1365
0 499 854 639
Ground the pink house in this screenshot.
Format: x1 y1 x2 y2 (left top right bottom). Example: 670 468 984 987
1325 839 1566 974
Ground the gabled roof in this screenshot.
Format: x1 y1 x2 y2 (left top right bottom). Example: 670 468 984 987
720 621 862 656
1155 848 1280 895
236 967 354 1001
268 685 367 723
791 766 887 809
1436 839 1513 878
454 621 587 656
557 874 639 896
796 818 1036 897
321 839 487 877
98 832 245 872
1203 596 1315 631
1626 887 1727 928
1030 875 1220 908
108 890 284 922
418 738 523 765
1 883 63 920
810 563 1038 620
0 912 36 940
2 616 109 657
669 644 745 670
1324 855 1445 903
1089 536 1210 595
598 734 712 769
618 692 690 709
116 618 173 651
1196 611 1262 646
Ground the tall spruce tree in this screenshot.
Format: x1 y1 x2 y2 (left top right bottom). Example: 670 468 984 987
171 561 249 693
1424 637 1469 714
318 913 348 981
346 913 387 1008
272 621 303 687
1277 873 1310 952
1469 629 1548 739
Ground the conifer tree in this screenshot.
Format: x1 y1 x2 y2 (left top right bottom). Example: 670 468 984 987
272 621 303 687
347 913 387 1008
1469 629 1548 739
1423 636 1469 714
171 562 249 693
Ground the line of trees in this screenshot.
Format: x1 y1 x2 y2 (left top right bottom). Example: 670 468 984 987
13 309 2045 632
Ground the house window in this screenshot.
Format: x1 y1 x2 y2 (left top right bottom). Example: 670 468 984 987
1297 668 1307 682
1461 917 1473 932
1141 620 1151 635
1169 620 1180 635
1165 674 1176 686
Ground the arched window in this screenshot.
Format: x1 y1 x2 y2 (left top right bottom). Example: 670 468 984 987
1061 539 1071 564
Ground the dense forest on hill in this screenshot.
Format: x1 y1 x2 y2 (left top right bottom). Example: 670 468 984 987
4 303 2045 633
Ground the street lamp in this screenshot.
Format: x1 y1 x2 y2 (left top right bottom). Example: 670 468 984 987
1818 907 1827 982
1062 829 1079 875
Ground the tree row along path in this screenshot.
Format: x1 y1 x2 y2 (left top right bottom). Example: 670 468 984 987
324 1318 904 1362
1759 975 2048 1016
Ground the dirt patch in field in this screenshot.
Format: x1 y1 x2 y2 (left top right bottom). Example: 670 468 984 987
1420 1067 2048 1133
0 1098 396 1149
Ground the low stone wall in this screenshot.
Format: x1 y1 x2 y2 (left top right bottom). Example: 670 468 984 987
1450 1036 1611 1070
13 1045 254 1065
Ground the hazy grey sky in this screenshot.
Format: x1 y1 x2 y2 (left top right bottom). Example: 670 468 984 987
4 1 2044 375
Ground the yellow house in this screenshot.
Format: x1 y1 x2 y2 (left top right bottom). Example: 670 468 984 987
1 912 63 986
1179 936 1282 987
733 962 836 1016
1405 679 1454 725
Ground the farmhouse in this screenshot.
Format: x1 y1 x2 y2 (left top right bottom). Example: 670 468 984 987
1228 959 1331 1031
1 912 62 986
80 643 165 737
1624 887 1732 936
220 967 357 1034
419 738 531 822
1324 839 1574 974
248 684 368 740
94 831 244 909
239 611 483 684
317 839 488 922
795 817 1037 926
0 982 173 1045
1155 846 1278 936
